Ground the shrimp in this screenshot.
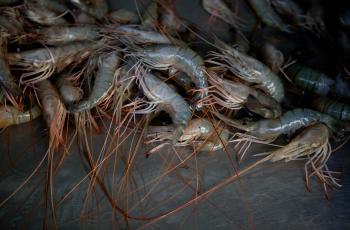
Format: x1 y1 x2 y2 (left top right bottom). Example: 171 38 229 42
25 1 68 26
0 104 41 128
7 42 96 84
285 64 334 96
215 108 344 141
55 74 83 105
208 41 285 102
202 0 246 31
107 25 172 45
108 9 139 24
258 124 340 198
129 45 208 101
312 97 350 121
129 72 191 144
31 26 100 45
69 0 108 20
246 0 292 33
36 80 67 150
0 36 21 106
147 118 230 152
69 51 121 113
199 71 281 118
256 42 284 73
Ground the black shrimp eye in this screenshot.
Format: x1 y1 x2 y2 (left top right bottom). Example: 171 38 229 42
242 120 247 125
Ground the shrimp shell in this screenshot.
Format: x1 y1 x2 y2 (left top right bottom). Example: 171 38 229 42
69 51 120 113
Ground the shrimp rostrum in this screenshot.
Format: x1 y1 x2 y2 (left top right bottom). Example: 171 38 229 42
208 41 285 103
126 72 192 144
199 70 281 119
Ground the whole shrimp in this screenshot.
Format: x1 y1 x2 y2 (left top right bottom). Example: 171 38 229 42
202 0 246 31
129 45 208 101
69 0 108 20
0 105 41 128
31 26 100 45
36 80 67 150
257 124 340 198
200 70 281 118
246 0 292 33
7 42 96 84
69 51 120 113
215 108 344 141
285 64 334 96
55 74 83 105
130 72 191 144
312 97 350 121
208 41 285 102
147 118 230 152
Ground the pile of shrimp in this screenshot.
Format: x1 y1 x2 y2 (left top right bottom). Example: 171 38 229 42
0 0 350 228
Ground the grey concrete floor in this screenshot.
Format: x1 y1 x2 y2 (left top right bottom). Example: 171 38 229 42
1 0 350 229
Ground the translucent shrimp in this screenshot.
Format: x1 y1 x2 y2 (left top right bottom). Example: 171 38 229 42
36 80 67 150
215 108 344 141
25 0 68 26
257 124 340 198
69 51 121 113
199 70 282 119
0 104 41 128
31 26 100 45
208 42 285 102
7 42 95 84
129 45 208 100
128 72 191 144
107 25 172 45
